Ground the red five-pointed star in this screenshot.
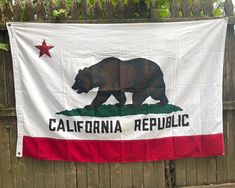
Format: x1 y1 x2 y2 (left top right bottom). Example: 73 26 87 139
35 39 54 58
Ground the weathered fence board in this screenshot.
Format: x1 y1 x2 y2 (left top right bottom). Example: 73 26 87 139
153 161 166 188
110 163 121 188
132 162 144 187
98 164 110 188
0 118 13 188
121 163 132 187
76 163 88 188
216 112 228 184
54 162 66 188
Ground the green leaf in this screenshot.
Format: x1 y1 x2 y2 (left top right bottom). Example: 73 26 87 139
213 8 222 17
158 8 170 18
0 43 8 51
52 9 68 18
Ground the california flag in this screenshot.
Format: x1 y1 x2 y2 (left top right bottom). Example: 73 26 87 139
7 19 227 162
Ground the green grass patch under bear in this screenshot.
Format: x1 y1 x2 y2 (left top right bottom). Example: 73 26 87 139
56 104 183 117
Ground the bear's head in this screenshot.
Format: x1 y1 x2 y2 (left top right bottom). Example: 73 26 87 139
72 68 93 94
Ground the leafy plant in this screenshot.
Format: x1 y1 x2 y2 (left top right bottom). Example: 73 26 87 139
52 9 68 19
0 43 8 51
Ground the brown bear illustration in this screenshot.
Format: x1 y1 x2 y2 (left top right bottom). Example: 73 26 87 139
72 57 168 110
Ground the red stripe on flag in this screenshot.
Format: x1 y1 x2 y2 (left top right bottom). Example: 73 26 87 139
23 134 224 162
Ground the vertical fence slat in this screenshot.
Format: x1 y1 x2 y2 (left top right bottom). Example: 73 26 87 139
175 159 186 186
33 160 45 188
35 0 46 21
70 0 80 20
227 111 235 182
3 31 14 107
196 158 207 185
150 0 159 20
216 111 228 184
64 162 77 188
137 0 147 18
115 0 125 19
22 0 35 21
132 162 144 188
185 158 197 186
121 163 132 187
104 0 113 19
0 118 13 188
181 0 191 17
224 25 235 104
191 0 201 17
110 163 121 188
225 0 234 16
98 164 110 188
76 163 87 188
82 0 90 20
126 0 136 18
206 157 217 184
3 2 13 22
170 0 179 18
87 163 99 188
93 0 103 19
43 161 55 188
153 161 166 188
204 0 213 17
13 0 22 21
48 0 57 20
22 159 33 188
9 118 23 188
0 32 7 106
0 7 3 23
143 162 154 188
226 24 235 181
54 162 66 188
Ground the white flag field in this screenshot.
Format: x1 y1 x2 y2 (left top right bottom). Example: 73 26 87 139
7 19 227 163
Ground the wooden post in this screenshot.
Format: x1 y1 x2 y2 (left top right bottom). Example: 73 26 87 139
170 0 179 18
13 0 22 21
181 0 191 17
150 0 159 20
191 0 201 17
35 0 46 21
204 0 213 17
225 0 234 16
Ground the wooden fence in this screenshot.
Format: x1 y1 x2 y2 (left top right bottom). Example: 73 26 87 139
0 0 235 187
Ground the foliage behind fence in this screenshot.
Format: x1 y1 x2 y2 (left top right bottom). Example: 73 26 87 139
0 0 234 23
